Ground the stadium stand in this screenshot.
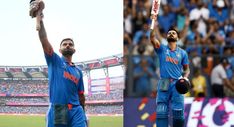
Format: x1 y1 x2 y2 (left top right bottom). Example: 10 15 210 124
0 54 124 115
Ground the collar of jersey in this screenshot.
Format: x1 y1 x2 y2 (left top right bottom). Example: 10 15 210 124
61 56 75 66
167 45 179 52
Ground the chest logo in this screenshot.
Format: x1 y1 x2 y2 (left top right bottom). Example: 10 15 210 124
166 56 178 64
63 71 79 84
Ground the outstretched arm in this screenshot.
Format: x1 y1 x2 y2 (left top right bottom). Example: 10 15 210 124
30 1 53 55
38 20 53 55
150 29 161 48
154 21 164 42
180 17 189 42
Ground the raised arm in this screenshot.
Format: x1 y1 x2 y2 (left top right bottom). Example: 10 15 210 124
180 16 190 42
150 29 161 48
29 1 53 55
38 20 53 55
153 21 164 42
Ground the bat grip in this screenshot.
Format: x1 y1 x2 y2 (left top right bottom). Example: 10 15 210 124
150 19 155 30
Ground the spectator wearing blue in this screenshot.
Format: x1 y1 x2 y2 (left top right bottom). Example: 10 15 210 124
186 20 203 44
210 20 226 45
168 0 184 14
184 0 197 12
133 58 154 97
223 46 234 71
158 5 176 33
225 29 234 45
208 0 229 26
133 22 150 45
176 8 188 32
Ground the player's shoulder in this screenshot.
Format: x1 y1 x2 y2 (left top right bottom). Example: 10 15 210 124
75 65 83 73
159 44 167 49
177 47 188 54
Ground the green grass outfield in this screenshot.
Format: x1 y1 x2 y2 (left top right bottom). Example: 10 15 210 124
0 115 123 127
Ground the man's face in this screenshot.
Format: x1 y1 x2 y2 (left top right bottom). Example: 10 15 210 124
167 30 178 42
59 40 75 57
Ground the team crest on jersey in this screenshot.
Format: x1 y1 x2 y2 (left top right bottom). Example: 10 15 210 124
176 53 181 58
166 49 169 55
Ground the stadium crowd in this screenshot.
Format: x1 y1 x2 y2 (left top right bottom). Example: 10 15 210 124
0 106 48 114
0 80 48 94
124 0 234 97
87 90 123 101
0 79 123 114
0 105 123 114
1 97 48 104
86 104 123 114
0 80 123 100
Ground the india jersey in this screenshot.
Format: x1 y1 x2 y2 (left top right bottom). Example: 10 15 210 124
155 44 189 79
45 51 84 105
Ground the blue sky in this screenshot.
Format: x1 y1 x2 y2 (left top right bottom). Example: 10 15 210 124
0 0 123 66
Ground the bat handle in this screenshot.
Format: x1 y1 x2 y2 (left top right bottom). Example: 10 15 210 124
150 19 155 30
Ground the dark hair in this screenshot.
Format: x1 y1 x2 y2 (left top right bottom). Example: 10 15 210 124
137 44 145 54
60 38 74 46
220 57 229 64
167 27 179 38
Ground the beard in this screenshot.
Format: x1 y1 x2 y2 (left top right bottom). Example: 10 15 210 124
167 37 177 43
61 49 74 56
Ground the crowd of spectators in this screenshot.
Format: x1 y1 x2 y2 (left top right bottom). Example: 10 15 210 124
0 80 124 100
0 80 48 94
0 104 123 114
87 90 123 101
85 104 123 114
1 97 48 104
124 0 234 97
0 79 123 114
0 106 48 114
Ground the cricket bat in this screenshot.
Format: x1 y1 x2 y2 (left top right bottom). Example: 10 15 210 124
30 0 44 31
150 0 161 30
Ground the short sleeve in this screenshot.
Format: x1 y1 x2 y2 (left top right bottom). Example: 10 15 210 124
182 50 189 65
77 69 84 95
154 44 165 54
44 51 61 67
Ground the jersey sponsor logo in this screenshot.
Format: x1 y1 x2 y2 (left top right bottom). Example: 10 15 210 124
63 71 79 84
166 56 178 64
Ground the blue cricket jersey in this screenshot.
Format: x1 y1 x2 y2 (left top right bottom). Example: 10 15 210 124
155 44 189 79
45 51 84 105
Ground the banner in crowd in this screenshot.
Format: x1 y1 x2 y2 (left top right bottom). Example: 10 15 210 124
124 97 234 127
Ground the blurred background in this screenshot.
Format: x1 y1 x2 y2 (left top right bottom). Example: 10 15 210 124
124 0 234 98
124 0 234 126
